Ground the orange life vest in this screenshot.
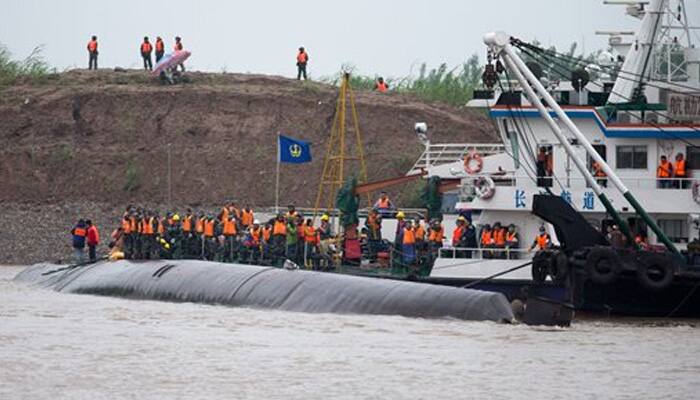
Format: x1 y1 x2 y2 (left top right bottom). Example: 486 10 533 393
403 228 416 245
182 216 192 233
141 42 152 53
297 52 308 63
481 230 493 246
241 209 254 227
657 161 672 178
128 216 138 233
493 228 505 246
376 81 388 93
304 226 318 244
195 218 205 234
155 40 164 52
273 221 287 236
376 198 391 208
429 227 443 243
121 219 131 234
204 220 215 238
536 233 550 250
249 227 262 244
414 224 425 241
88 40 98 52
73 227 87 237
675 159 687 177
506 231 518 243
142 218 154 235
263 227 272 242
219 207 229 222
452 227 463 246
223 219 237 236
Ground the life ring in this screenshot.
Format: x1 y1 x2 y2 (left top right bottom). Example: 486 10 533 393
692 181 700 205
636 253 675 291
474 176 496 199
464 151 483 174
585 247 621 285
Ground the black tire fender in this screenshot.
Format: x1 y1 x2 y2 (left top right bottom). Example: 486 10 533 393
532 251 550 284
585 247 621 285
636 254 675 291
549 251 569 284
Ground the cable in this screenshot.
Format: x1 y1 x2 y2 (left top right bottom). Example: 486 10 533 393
516 44 700 150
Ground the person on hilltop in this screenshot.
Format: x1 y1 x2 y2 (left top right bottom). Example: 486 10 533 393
374 77 389 93
174 36 185 71
296 46 309 80
87 35 98 70
155 36 165 63
140 36 153 71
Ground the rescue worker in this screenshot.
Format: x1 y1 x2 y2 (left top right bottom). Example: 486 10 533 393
285 216 299 263
480 224 495 259
71 219 88 263
222 214 238 262
505 224 519 259
528 226 551 252
657 155 673 189
140 36 153 71
374 77 389 93
155 36 165 63
174 36 185 71
164 214 184 259
181 208 194 258
318 214 332 240
141 212 156 259
241 206 254 229
394 211 406 244
86 220 100 262
303 218 319 267
428 219 444 258
365 210 383 261
592 161 607 187
245 220 263 264
121 214 133 259
203 215 217 260
262 221 273 262
492 222 506 259
272 214 287 265
86 36 98 70
374 192 394 215
463 218 477 256
286 204 298 220
414 218 426 257
296 46 309 80
195 212 206 258
674 152 688 189
402 221 417 267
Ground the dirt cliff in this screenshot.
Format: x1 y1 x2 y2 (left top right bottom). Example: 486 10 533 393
0 69 497 264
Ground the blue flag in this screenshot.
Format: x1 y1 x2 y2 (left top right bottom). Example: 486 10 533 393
278 134 312 164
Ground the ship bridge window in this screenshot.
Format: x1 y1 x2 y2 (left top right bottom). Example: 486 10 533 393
657 219 689 244
616 145 647 169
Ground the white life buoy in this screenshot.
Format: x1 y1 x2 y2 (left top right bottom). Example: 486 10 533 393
474 176 496 199
464 151 483 174
692 181 700 205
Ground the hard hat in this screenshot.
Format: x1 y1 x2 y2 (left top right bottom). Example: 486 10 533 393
396 211 405 219
253 219 260 225
172 214 180 221
321 214 330 221
457 216 466 222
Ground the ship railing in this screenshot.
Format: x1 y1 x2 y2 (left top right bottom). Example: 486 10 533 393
407 143 506 176
481 173 697 190
437 246 532 261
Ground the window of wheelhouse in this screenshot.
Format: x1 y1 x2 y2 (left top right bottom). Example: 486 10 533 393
687 145 700 170
657 219 688 243
536 145 553 188
616 145 647 169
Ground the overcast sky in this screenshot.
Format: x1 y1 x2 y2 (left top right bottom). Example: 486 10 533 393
1 1 696 79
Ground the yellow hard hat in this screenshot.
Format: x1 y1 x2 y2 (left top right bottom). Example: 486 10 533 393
172 214 180 221
458 216 467 222
321 214 330 221
396 211 405 219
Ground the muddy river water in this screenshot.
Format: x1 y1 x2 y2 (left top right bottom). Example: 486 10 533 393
1 266 698 399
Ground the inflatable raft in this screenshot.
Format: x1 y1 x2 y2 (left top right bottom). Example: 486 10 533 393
15 260 514 323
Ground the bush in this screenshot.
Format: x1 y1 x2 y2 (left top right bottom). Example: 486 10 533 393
0 44 53 88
